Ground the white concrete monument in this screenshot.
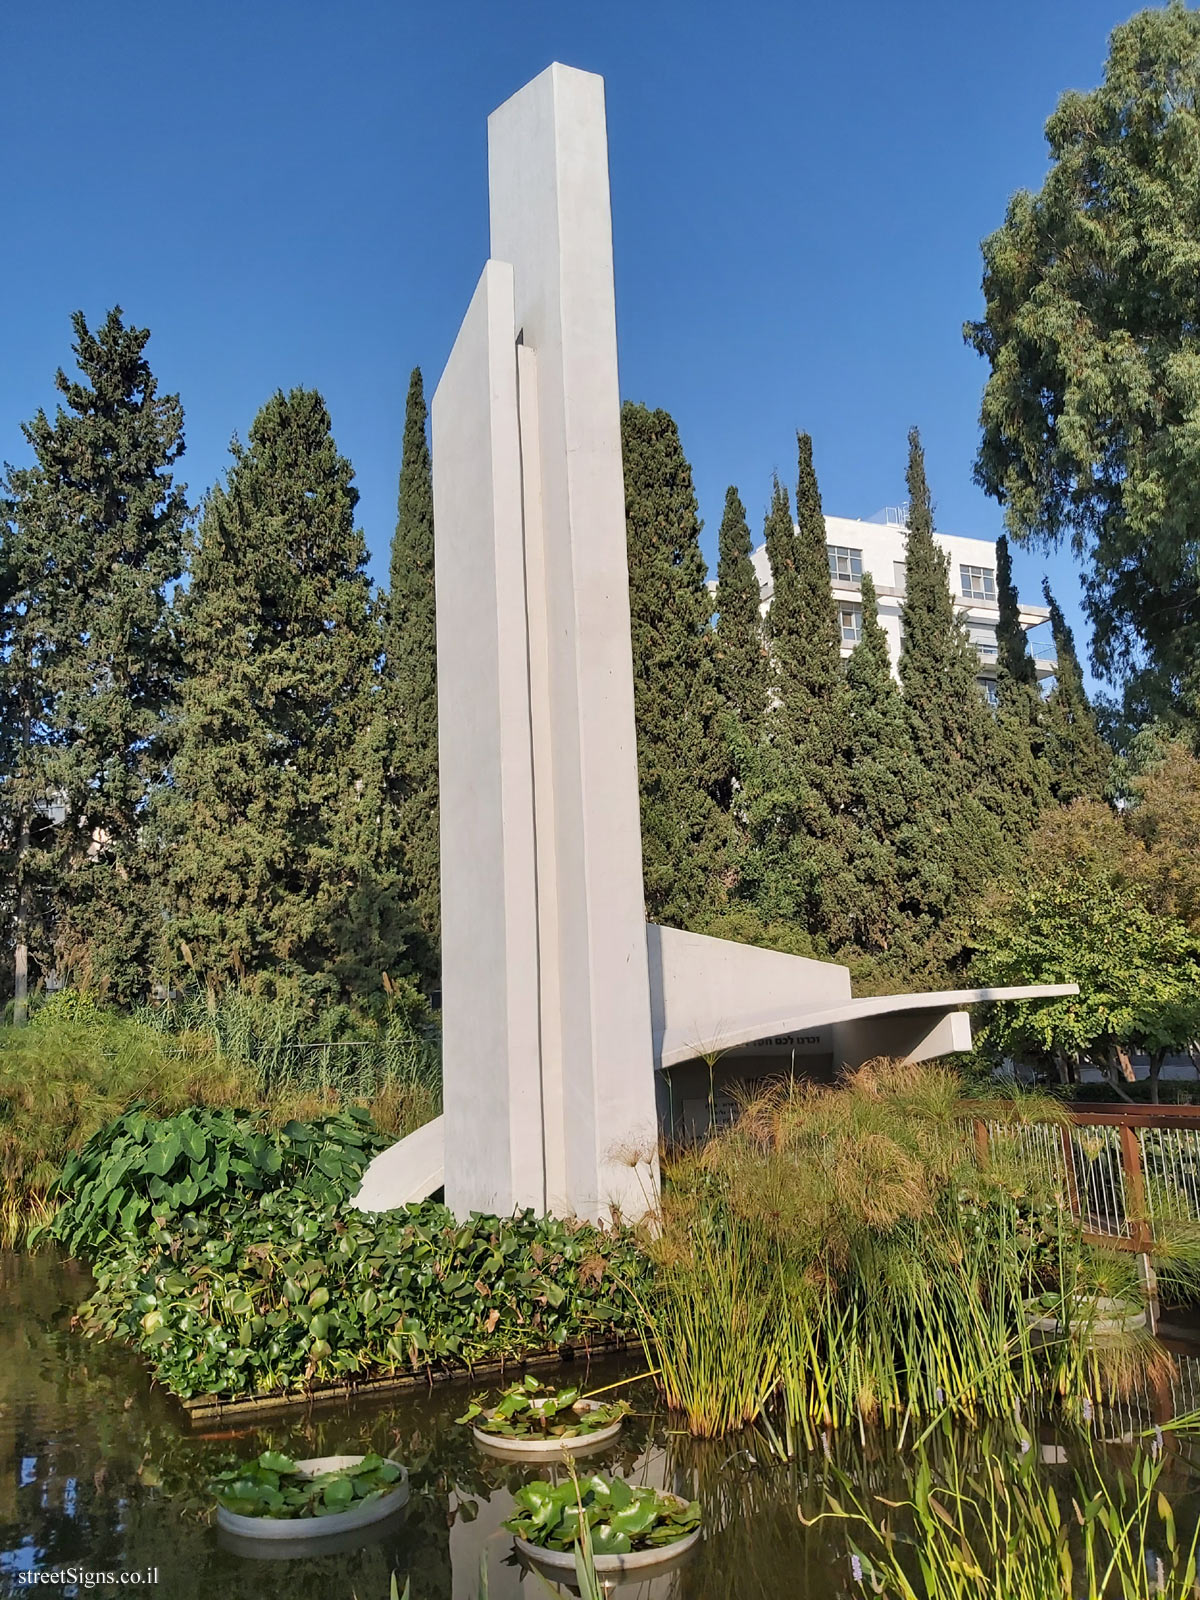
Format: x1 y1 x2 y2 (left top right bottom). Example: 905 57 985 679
352 64 1077 1225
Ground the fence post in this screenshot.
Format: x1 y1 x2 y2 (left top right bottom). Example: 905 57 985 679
1118 1122 1159 1333
973 1119 989 1165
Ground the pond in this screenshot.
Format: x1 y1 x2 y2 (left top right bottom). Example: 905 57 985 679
5 1248 1200 1599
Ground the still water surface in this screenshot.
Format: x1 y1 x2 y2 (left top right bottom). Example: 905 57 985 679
5 1250 1200 1599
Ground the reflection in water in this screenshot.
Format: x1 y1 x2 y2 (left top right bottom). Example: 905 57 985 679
4 1250 1200 1598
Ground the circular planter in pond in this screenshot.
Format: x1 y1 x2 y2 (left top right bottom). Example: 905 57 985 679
215 1455 409 1543
514 1510 701 1581
1026 1295 1147 1341
472 1401 625 1462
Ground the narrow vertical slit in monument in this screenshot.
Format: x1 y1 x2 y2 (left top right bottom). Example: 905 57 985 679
516 336 570 1216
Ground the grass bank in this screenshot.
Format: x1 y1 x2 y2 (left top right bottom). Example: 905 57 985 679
0 991 441 1243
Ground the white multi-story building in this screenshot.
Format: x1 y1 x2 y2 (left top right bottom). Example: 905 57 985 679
748 508 1055 701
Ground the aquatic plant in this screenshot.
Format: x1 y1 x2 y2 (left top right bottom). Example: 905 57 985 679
0 999 439 1244
456 1374 630 1439
644 1061 1172 1438
210 1449 403 1519
67 1194 646 1400
814 1436 1200 1597
505 1470 701 1555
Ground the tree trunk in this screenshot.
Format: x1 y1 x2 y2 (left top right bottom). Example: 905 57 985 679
1149 1048 1167 1105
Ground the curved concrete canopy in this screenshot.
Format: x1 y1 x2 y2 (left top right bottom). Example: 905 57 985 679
654 983 1080 1070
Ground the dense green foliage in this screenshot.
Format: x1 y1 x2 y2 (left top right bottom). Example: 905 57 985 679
52 1105 645 1400
752 439 853 938
0 309 188 1013
1042 584 1111 804
646 1063 1174 1442
381 369 439 973
621 402 728 923
974 763 1200 1091
41 1103 387 1258
713 485 766 740
169 388 406 1011
505 1473 701 1556
1 320 438 1028
0 996 437 1243
967 2 1200 715
209 1450 404 1520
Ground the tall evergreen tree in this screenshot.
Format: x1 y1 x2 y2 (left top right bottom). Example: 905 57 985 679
769 435 843 750
991 534 1050 840
621 402 728 925
169 389 409 1009
750 439 852 938
713 485 767 738
0 309 188 1012
1042 580 1110 803
839 573 924 955
380 369 439 976
898 428 1006 948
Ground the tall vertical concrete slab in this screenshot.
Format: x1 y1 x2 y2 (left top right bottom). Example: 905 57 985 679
431 260 546 1216
428 65 658 1223
351 63 1076 1228
486 64 658 1220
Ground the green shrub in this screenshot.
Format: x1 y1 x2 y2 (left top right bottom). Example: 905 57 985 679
41 1103 387 1258
47 1101 647 1401
0 995 441 1242
72 1199 646 1400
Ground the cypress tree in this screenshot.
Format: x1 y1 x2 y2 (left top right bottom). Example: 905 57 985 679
898 428 1006 943
769 434 844 752
1 309 188 1010
621 402 728 925
991 534 1050 841
713 485 767 738
169 389 408 1011
1042 580 1110 803
749 440 852 939
380 368 439 976
839 573 932 956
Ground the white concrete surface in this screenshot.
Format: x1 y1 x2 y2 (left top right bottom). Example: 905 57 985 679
352 1115 444 1212
354 64 1082 1224
431 259 547 1216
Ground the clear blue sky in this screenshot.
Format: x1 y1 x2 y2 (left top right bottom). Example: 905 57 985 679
1 0 1145 689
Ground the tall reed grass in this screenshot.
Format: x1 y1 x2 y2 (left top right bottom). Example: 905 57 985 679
642 1061 1180 1441
817 1433 1200 1597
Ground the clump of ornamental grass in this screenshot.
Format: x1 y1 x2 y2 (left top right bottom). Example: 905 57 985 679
811 1431 1200 1598
642 1061 1168 1440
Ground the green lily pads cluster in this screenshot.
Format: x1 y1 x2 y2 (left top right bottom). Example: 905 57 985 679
209 1449 403 1519
50 1107 648 1402
505 1471 700 1555
40 1103 387 1258
457 1374 631 1438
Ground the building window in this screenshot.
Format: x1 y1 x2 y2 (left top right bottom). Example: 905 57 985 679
960 564 996 601
828 545 863 583
893 560 906 594
977 676 999 706
967 621 998 660
839 605 862 645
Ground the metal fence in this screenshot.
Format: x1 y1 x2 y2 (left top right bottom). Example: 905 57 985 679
979 1106 1200 1249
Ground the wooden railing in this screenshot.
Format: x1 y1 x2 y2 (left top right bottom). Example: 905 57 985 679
975 1103 1200 1254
